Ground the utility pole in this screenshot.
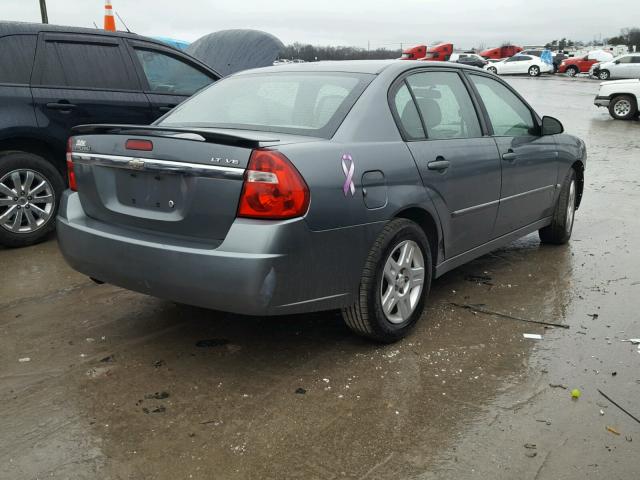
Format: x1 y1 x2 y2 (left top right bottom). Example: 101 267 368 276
39 0 49 23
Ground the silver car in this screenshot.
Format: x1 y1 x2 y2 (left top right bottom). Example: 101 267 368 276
57 61 586 342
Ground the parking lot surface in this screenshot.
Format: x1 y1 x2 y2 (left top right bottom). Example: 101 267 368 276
1 75 639 480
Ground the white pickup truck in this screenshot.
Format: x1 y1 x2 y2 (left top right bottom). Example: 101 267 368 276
594 79 640 120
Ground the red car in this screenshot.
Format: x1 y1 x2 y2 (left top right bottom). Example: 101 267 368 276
480 45 523 60
558 55 599 76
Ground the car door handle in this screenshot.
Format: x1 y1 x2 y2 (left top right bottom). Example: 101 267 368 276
158 105 176 112
427 159 450 171
502 151 517 162
46 102 77 111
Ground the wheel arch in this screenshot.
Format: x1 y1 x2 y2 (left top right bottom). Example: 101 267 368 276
394 206 441 271
0 137 65 177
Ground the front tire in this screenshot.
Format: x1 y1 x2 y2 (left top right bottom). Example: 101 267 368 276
528 65 541 77
0 151 64 247
608 95 637 120
488 66 498 74
342 219 432 343
539 169 577 245
598 69 610 80
566 66 579 77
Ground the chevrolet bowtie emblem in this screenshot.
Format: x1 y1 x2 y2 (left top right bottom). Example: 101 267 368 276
128 158 146 170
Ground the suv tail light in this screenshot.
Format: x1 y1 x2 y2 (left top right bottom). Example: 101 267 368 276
66 137 77 191
237 149 310 219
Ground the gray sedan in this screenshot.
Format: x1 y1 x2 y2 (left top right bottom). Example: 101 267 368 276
58 60 586 343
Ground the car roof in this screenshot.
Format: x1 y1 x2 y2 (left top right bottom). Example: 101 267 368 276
234 59 477 76
0 21 171 49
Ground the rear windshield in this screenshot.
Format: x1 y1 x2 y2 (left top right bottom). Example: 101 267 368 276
158 72 373 138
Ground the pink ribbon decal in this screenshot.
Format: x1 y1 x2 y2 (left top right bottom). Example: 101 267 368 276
341 154 355 196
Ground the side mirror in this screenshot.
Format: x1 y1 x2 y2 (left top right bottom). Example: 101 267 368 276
542 116 564 135
614 60 620 64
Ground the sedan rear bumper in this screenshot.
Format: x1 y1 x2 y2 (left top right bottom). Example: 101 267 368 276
57 191 379 316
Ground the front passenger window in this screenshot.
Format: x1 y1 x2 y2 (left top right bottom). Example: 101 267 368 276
135 49 214 95
469 74 535 136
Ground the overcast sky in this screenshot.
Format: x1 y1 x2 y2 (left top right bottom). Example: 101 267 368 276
3 0 638 49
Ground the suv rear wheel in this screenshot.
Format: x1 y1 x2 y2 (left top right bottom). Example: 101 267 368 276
342 218 432 343
0 151 64 247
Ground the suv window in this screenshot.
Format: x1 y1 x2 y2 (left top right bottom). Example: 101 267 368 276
617 56 633 64
394 83 425 139
406 71 482 140
37 39 136 90
0 35 37 84
134 48 213 96
469 74 535 136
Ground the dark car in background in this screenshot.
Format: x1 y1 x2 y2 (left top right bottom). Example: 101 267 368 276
0 22 220 247
449 53 487 69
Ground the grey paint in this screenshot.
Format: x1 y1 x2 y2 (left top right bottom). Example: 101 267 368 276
57 60 586 316
186 29 284 76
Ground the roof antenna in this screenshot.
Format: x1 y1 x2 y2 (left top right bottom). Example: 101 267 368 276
93 21 99 29
115 11 132 33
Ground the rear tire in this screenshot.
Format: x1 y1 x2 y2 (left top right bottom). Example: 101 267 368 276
539 169 577 245
566 66 579 77
0 151 64 248
342 219 432 343
608 94 637 120
528 65 541 77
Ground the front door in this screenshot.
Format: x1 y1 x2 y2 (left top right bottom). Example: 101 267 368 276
468 73 559 237
31 33 153 151
610 55 640 78
392 70 502 258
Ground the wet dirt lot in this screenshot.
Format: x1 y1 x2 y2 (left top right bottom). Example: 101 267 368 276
1 75 639 480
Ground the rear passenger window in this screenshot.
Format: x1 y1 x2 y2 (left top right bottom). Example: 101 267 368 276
469 74 535 136
0 35 37 84
38 40 136 90
134 49 213 96
406 71 482 140
393 83 425 139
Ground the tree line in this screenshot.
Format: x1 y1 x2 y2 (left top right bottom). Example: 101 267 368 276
280 27 639 62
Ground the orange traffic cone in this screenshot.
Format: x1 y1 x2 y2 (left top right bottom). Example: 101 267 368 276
103 0 116 31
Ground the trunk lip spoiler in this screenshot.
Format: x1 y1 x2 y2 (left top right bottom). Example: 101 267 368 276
71 124 279 149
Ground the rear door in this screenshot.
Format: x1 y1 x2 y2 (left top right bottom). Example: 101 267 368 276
31 33 153 148
467 73 558 237
610 56 637 78
125 40 219 119
393 69 502 258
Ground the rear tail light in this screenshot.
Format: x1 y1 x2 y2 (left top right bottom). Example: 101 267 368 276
66 137 77 191
237 149 310 219
125 139 153 151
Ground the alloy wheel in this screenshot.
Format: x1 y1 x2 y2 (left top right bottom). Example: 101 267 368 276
380 240 425 324
566 180 576 234
529 66 539 76
613 99 632 118
0 169 55 234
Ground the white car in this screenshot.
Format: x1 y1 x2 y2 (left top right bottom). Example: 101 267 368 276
594 79 640 120
591 53 640 80
483 55 553 77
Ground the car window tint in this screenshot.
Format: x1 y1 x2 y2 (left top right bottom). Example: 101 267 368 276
135 49 213 96
393 83 424 139
617 56 632 64
470 74 535 136
406 71 481 140
160 72 372 138
630 56 640 63
0 35 37 84
40 41 135 90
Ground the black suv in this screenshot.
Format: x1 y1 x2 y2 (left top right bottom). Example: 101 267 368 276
0 22 220 247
